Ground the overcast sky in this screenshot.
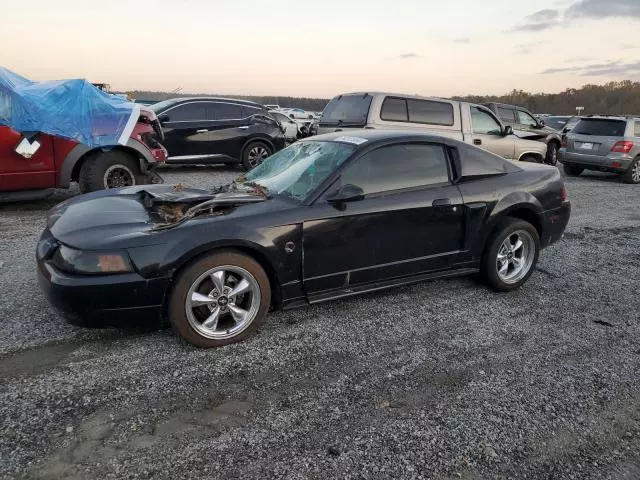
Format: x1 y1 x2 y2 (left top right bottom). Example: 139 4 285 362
1 0 639 97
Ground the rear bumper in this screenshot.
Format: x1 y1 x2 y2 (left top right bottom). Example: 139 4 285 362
539 201 571 248
37 260 170 328
559 149 632 172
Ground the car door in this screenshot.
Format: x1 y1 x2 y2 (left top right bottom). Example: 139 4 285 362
158 102 213 159
469 106 515 159
302 142 465 295
207 103 259 158
0 126 56 191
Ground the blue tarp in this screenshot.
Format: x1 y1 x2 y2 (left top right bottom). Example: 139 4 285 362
0 67 139 148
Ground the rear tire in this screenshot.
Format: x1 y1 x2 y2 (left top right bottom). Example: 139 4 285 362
242 141 272 170
168 251 271 348
563 163 584 177
78 151 146 193
622 157 640 184
482 218 540 292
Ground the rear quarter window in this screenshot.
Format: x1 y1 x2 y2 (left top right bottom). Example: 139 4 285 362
381 97 454 126
572 119 626 136
635 122 640 137
458 144 519 178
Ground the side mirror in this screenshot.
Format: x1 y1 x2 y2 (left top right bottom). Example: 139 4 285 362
326 184 365 206
538 119 545 127
503 125 514 136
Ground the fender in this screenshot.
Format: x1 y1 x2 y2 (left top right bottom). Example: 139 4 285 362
471 193 544 258
58 139 156 188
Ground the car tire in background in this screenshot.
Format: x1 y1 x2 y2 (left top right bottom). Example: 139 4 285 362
168 250 271 348
563 164 584 177
79 150 146 193
545 142 559 166
242 141 272 170
482 217 540 292
622 157 640 184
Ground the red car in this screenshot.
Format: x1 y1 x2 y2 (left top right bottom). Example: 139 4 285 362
0 106 167 199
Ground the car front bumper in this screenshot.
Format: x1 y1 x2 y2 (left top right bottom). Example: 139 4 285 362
559 149 632 172
37 256 170 328
540 201 571 248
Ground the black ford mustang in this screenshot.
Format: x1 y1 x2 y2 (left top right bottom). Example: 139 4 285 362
37 131 570 348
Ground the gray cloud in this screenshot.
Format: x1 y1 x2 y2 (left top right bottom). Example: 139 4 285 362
541 60 640 76
453 37 470 44
511 0 640 33
566 0 640 19
511 9 561 31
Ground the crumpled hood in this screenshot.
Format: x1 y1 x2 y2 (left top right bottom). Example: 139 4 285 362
47 184 267 249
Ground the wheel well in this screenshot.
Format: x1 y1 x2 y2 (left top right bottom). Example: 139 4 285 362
70 147 142 182
163 245 282 318
505 208 542 239
242 137 275 157
518 152 544 163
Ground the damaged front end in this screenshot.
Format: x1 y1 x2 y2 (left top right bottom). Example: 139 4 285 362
137 183 267 231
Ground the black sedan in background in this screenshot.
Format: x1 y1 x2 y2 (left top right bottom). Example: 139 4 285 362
151 97 286 169
37 131 571 348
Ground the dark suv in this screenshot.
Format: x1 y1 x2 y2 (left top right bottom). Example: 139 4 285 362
151 97 286 169
484 103 562 166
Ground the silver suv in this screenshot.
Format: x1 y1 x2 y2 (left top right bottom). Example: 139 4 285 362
559 116 640 184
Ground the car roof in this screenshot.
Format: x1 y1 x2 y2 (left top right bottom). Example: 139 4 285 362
158 97 265 108
333 91 454 103
305 129 462 146
486 102 530 111
580 115 639 122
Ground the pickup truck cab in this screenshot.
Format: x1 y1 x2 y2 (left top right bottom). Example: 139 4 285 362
317 92 547 163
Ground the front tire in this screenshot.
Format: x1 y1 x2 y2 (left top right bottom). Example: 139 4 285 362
482 218 540 292
168 251 271 348
563 163 584 177
242 141 272 170
78 151 145 193
622 157 640 184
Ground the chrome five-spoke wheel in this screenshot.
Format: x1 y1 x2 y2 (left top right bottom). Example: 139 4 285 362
185 265 261 340
496 230 535 284
247 146 269 168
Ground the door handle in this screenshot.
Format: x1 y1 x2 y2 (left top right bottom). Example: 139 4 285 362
432 198 451 207
473 139 482 145
196 129 208 133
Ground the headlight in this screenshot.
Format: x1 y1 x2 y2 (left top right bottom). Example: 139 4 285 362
52 245 133 275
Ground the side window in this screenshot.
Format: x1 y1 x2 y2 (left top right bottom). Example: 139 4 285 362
458 144 514 177
340 143 449 195
635 122 640 137
211 103 243 120
242 106 263 118
407 99 454 126
497 107 516 124
517 110 538 127
166 103 208 122
380 97 408 122
471 107 502 135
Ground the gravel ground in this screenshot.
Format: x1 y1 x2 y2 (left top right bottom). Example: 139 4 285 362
0 166 639 480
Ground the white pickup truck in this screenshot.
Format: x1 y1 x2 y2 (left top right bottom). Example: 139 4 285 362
317 92 547 163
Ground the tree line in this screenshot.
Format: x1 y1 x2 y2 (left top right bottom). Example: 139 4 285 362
454 81 640 115
127 80 640 115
